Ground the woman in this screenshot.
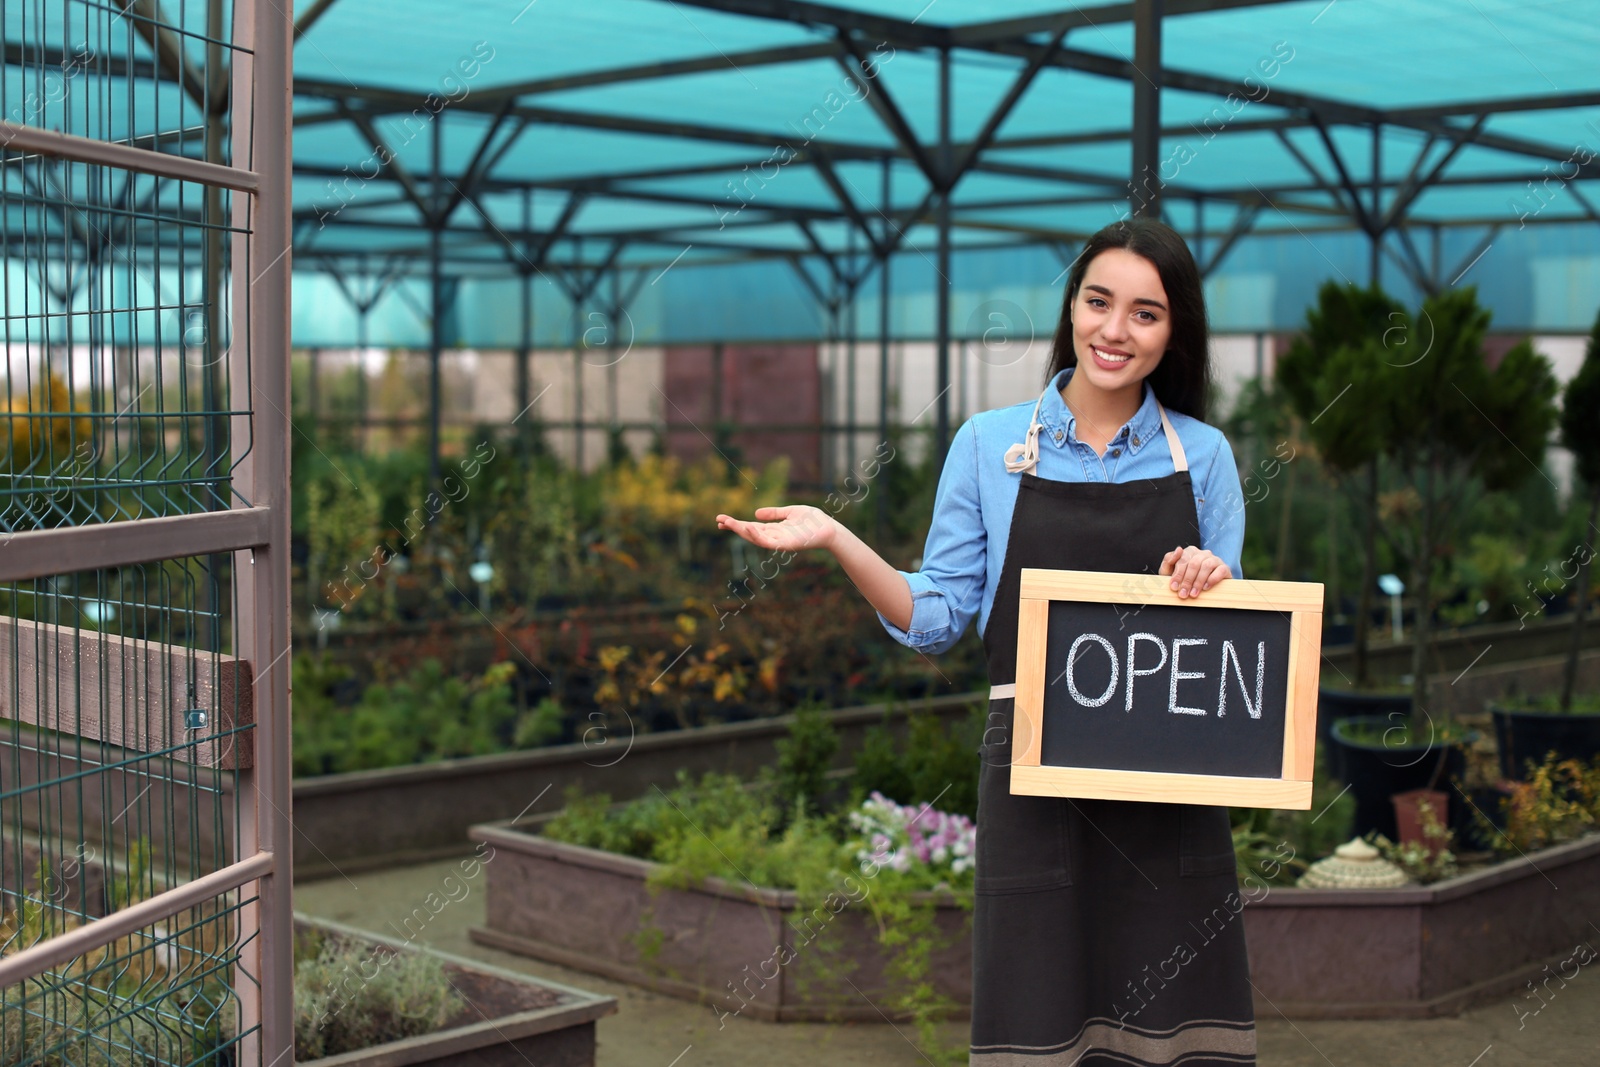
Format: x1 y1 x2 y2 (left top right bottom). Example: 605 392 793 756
717 218 1255 1066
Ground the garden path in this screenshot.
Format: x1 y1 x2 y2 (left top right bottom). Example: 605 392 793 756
293 857 1600 1066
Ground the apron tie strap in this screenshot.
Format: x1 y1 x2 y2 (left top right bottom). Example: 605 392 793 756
1003 386 1050 475
988 682 1016 701
1003 424 1042 475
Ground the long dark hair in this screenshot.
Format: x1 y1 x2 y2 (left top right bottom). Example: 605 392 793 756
1046 218 1213 422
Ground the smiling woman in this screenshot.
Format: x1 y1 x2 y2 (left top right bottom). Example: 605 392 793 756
717 218 1257 1066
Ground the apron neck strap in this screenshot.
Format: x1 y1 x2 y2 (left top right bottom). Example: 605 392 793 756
1156 400 1188 473
1005 382 1190 476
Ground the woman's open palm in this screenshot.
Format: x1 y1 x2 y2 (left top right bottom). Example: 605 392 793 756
716 505 836 554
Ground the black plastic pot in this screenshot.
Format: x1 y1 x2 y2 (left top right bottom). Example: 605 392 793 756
1491 704 1600 781
1317 687 1412 780
1331 716 1477 842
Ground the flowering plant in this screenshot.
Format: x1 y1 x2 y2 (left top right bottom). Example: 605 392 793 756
848 791 975 881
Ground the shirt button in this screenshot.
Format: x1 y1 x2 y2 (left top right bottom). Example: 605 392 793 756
1054 430 1064 443
1111 448 1122 457
1131 434 1141 446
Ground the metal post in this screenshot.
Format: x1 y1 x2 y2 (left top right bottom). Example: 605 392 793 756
572 236 584 472
308 347 320 434
845 225 858 481
1369 123 1382 287
356 257 370 452
230 0 293 1056
711 340 725 458
517 189 532 460
608 267 620 458
429 119 444 488
200 0 228 655
825 291 839 489
1131 0 1163 219
1440 222 1452 289
935 46 952 469
876 157 892 543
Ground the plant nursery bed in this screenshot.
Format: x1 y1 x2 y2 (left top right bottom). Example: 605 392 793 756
466 817 972 1023
1239 832 1600 1018
295 913 617 1067
468 816 1600 1022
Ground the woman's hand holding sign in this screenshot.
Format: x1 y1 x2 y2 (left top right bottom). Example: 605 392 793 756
1160 544 1231 599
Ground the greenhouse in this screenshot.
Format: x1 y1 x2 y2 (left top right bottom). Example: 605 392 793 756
2 0 1600 1064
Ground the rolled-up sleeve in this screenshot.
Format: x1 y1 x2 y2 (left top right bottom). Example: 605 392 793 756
877 417 986 655
1197 432 1246 580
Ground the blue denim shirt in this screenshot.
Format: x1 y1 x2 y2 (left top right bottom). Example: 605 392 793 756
877 367 1247 655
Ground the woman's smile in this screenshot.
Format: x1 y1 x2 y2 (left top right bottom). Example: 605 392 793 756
1088 344 1134 367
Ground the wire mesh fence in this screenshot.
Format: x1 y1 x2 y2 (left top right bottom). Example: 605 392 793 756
1 0 290 1061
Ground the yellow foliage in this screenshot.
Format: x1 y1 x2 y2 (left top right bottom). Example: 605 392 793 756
1 368 93 472
604 453 789 530
1500 755 1600 853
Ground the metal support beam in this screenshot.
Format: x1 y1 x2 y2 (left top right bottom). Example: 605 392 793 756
833 31 939 184
876 156 891 543
1130 0 1163 218
293 0 342 40
344 107 433 221
1380 114 1488 232
935 46 952 467
429 117 444 487
1369 122 1382 286
1199 200 1264 278
126 0 220 113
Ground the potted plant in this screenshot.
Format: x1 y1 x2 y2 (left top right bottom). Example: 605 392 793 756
1329 713 1479 841
1490 691 1600 781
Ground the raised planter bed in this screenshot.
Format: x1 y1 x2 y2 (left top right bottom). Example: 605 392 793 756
466 816 972 1023
1240 833 1600 1017
296 913 617 1067
468 815 1600 1021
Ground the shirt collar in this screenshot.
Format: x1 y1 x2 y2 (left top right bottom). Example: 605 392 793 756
1038 367 1164 454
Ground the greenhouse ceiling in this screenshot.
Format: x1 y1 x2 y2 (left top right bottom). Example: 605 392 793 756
284 0 1600 278
3 0 1599 342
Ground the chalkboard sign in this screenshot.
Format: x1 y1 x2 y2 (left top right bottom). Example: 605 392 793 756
1009 568 1322 809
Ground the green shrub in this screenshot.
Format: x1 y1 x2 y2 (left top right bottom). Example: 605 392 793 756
293 930 457 1060
291 655 523 776
851 704 983 819
774 703 840 820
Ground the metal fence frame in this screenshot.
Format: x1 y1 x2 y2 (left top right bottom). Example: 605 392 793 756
0 0 294 1058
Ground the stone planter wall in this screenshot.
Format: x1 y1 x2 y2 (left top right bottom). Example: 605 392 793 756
1240 834 1600 1017
295 913 616 1067
469 817 1600 1021
467 819 972 1023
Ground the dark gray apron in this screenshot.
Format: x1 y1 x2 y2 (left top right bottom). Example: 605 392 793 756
970 389 1256 1066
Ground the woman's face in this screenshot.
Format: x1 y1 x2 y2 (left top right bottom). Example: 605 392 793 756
1069 247 1172 396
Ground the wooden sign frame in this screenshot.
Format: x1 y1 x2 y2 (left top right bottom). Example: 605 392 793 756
1010 568 1322 809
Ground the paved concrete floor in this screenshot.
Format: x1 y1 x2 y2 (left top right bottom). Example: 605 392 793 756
294 857 1600 1066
